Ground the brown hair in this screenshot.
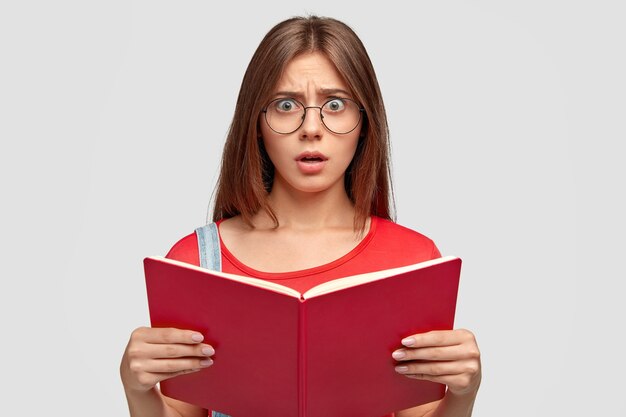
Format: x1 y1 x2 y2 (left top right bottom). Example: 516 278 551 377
212 15 395 233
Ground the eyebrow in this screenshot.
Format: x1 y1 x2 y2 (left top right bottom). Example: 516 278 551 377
273 88 353 98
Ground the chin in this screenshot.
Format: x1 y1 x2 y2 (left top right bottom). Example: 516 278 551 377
283 176 344 195
292 182 335 194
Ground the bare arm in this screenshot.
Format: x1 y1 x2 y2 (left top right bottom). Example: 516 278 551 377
122 386 207 417
396 392 478 417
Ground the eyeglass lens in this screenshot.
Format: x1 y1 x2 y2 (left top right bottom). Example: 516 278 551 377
264 98 362 134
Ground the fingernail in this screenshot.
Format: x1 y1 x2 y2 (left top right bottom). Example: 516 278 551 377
401 337 415 347
395 366 409 373
192 333 204 342
200 359 213 367
392 350 406 360
202 346 215 356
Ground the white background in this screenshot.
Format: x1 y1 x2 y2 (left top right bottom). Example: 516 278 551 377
1 1 624 415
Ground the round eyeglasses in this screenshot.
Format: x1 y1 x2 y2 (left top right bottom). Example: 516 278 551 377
262 97 365 135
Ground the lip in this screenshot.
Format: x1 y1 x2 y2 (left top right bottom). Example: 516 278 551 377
295 151 329 161
295 151 328 174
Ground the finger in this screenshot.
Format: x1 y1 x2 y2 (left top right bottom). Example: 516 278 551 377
404 373 479 395
401 329 476 348
167 367 205 378
132 327 205 345
392 344 477 362
143 357 214 374
134 368 203 390
395 359 476 377
143 343 215 360
404 372 457 384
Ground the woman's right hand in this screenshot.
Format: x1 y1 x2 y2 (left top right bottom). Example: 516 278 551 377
120 327 215 393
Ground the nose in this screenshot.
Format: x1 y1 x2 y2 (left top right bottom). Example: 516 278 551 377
299 107 323 140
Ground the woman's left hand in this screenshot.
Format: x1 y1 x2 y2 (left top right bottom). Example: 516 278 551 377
392 329 481 396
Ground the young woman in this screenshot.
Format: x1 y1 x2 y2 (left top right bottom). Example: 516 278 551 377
121 15 481 417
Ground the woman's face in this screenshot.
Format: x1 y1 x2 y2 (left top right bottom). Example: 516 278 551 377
259 51 362 196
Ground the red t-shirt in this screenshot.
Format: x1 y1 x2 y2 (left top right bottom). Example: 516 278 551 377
165 215 441 416
166 215 441 293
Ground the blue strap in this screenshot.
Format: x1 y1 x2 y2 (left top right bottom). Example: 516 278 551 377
195 222 222 272
195 223 230 417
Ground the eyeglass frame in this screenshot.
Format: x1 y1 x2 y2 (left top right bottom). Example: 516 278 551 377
261 96 366 135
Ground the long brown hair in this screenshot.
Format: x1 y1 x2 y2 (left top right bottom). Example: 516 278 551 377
212 15 395 233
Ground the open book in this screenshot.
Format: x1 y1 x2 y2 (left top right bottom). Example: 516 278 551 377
144 255 461 417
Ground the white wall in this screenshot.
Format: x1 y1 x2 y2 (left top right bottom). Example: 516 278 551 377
1 1 624 415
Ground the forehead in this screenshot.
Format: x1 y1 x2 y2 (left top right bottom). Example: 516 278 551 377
274 52 350 93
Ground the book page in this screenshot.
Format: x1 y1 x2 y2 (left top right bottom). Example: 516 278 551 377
151 256 302 298
302 256 457 299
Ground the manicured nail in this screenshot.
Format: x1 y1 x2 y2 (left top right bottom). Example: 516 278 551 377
401 337 415 347
192 333 204 342
392 350 406 360
202 346 215 356
200 359 213 367
395 366 409 373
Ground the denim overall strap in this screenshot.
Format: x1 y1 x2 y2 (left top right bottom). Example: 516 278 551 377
194 223 230 417
195 222 222 272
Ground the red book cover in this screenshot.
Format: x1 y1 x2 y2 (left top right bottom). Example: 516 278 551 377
144 255 461 417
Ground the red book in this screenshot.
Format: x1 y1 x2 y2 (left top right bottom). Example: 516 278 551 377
144 255 461 417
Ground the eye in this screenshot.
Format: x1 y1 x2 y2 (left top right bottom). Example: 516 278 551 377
274 98 300 112
324 98 346 112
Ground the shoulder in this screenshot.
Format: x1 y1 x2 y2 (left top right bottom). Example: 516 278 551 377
372 216 442 259
165 232 200 266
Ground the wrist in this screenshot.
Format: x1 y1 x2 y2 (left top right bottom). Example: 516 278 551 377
446 372 481 399
446 388 478 400
443 383 480 407
123 383 158 399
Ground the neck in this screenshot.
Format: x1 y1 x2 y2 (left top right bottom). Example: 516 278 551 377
254 175 356 231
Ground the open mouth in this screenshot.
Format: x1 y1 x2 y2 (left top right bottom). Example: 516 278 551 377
296 151 328 163
300 156 324 163
295 152 328 173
